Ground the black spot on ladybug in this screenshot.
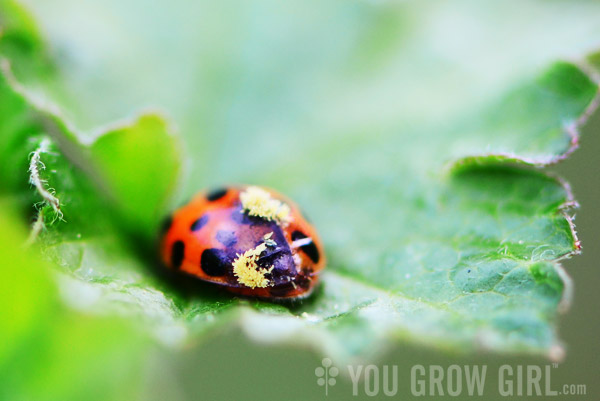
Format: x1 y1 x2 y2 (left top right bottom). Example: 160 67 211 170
206 188 228 201
191 214 209 231
171 240 185 269
216 230 237 247
291 231 320 263
201 248 229 276
160 215 173 234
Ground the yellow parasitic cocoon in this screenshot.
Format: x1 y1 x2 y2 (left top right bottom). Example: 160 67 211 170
232 237 275 288
240 186 291 225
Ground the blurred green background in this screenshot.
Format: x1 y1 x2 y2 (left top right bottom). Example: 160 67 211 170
2 0 600 399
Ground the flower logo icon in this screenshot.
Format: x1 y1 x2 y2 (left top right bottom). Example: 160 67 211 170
315 358 339 395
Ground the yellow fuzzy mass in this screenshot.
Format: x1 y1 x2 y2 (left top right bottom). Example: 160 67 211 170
232 242 274 288
240 186 291 225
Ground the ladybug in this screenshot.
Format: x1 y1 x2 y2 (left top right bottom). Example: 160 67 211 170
160 185 325 299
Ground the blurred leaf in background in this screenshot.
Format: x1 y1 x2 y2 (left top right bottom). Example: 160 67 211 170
0 210 150 401
1 0 600 399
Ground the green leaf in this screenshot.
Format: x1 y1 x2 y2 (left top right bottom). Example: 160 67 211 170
90 114 181 235
0 209 149 401
3 0 600 369
0 0 51 80
0 57 180 236
0 209 54 364
0 60 83 228
0 57 171 399
449 62 598 166
15 61 593 363
292 167 576 358
586 49 600 77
